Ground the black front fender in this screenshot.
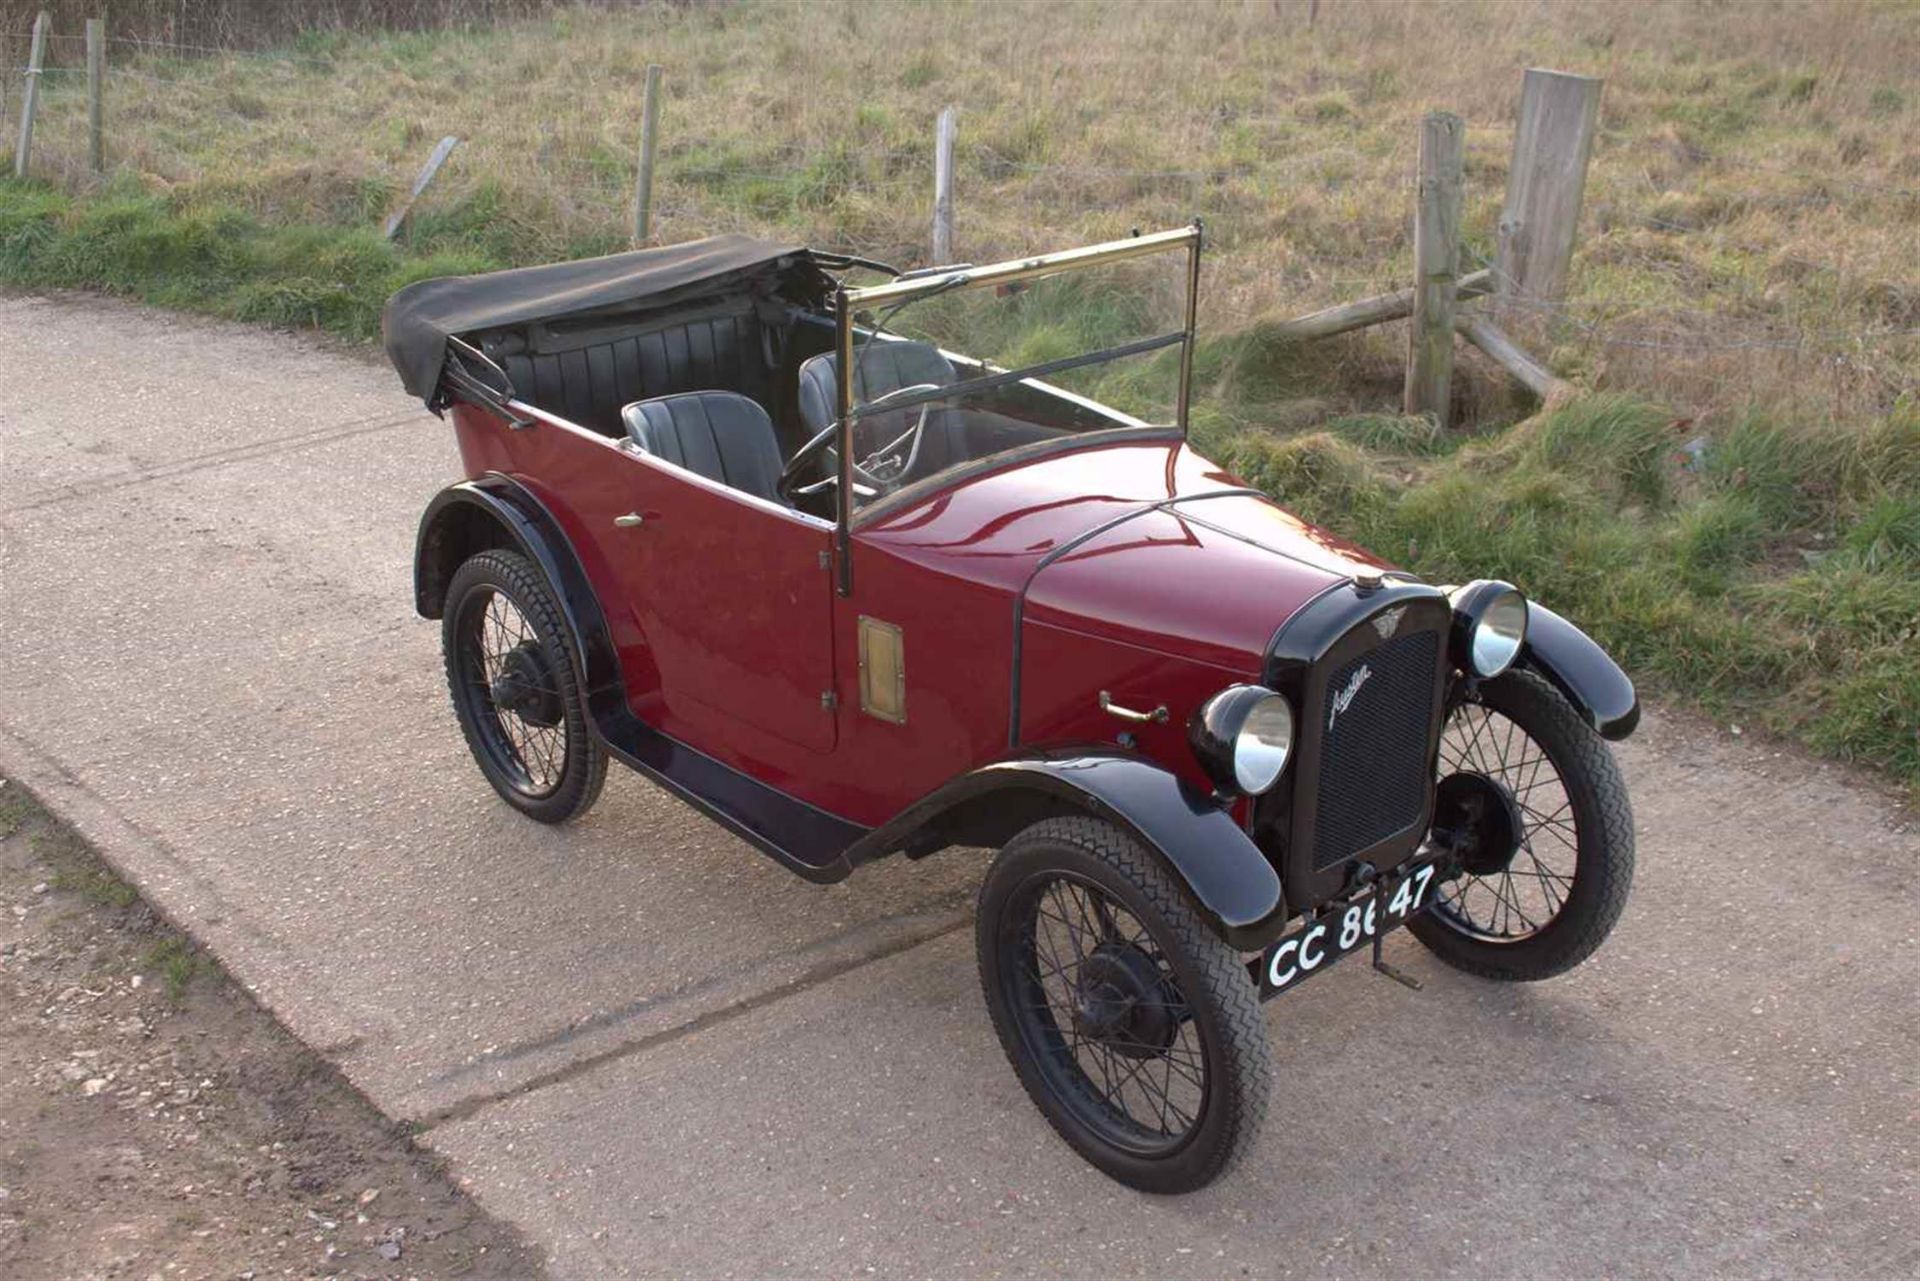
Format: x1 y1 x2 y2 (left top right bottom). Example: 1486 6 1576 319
852 751 1289 950
1522 603 1639 740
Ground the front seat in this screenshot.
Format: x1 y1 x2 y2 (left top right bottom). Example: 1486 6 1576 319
796 339 957 438
621 391 787 505
796 341 969 483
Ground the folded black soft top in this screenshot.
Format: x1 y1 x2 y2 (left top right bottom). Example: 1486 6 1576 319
381 234 820 406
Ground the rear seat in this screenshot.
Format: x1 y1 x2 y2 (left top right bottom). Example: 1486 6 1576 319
475 302 775 437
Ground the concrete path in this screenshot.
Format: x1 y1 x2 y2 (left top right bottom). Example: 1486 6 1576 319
2 292 1914 1278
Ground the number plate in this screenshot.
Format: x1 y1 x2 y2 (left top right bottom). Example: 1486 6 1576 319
1256 853 1449 999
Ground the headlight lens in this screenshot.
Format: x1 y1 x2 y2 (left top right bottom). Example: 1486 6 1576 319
1469 588 1528 677
1189 685 1295 796
1233 695 1295 794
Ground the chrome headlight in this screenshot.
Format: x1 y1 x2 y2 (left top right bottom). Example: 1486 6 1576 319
1449 580 1529 677
1189 685 1295 796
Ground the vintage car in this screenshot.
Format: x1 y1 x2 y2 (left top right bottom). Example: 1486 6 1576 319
383 226 1638 1193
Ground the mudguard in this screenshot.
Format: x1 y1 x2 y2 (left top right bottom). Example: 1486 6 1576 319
852 751 1289 950
413 476 623 712
1521 603 1640 740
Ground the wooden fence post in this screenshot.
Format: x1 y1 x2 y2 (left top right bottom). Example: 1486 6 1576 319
1495 68 1602 327
632 62 663 245
383 135 459 240
86 17 104 173
1405 110 1464 427
932 105 955 263
13 10 48 180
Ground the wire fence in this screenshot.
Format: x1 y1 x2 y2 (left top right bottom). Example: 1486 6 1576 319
3 26 1915 424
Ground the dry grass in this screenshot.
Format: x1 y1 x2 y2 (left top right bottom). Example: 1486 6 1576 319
3 1 1918 783
3 0 1917 419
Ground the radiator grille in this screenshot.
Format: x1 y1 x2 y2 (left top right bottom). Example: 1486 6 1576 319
1311 628 1441 870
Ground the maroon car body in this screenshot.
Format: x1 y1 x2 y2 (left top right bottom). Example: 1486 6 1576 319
386 227 1640 1192
449 410 1388 820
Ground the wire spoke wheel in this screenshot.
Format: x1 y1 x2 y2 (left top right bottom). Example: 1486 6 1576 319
1012 873 1207 1154
454 586 568 797
1430 700 1575 943
977 817 1269 1193
440 549 607 824
1407 669 1634 982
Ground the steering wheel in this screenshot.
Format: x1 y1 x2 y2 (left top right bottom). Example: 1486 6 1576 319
775 382 945 505
850 382 942 485
776 421 875 504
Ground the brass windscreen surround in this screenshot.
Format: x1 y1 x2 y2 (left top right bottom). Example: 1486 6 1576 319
839 225 1203 438
827 223 1203 598
858 615 907 723
841 224 1200 307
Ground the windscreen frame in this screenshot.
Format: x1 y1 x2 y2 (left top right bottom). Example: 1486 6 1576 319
828 223 1204 595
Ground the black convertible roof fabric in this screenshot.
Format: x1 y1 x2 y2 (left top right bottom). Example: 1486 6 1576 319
382 234 807 404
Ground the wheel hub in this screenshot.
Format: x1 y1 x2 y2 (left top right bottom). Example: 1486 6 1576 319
1072 942 1179 1060
490 641 562 728
1433 771 1525 876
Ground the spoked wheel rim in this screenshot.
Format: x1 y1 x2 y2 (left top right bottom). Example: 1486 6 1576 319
451 586 569 799
999 872 1210 1158
1430 696 1578 944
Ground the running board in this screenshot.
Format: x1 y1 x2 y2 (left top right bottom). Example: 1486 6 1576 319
594 709 866 884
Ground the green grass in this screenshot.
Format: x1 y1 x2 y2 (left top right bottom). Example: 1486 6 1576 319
0 793 30 839
0 177 498 338
0 781 214 999
47 853 141 908
1200 394 1920 785
2 0 1917 792
142 935 212 1001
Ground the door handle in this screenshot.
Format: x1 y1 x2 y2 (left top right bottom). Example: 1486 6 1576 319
613 512 647 528
1099 691 1169 724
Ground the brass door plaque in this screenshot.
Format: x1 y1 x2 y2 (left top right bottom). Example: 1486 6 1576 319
857 615 906 724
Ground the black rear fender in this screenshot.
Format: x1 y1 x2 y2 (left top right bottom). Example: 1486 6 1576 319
414 477 622 708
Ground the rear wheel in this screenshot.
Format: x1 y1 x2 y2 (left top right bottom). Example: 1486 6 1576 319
976 817 1270 1193
442 549 607 824
1407 668 1633 980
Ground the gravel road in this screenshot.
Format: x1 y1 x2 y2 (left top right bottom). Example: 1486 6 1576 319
2 291 1915 1278
0 783 545 1279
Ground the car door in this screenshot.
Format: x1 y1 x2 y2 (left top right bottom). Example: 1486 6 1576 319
601 448 838 755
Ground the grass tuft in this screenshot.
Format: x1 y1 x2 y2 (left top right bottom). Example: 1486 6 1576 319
0 179 499 339
49 857 140 909
142 935 212 1001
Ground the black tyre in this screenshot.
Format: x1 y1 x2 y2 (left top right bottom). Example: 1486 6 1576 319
1406 668 1634 980
442 549 607 824
976 816 1271 1193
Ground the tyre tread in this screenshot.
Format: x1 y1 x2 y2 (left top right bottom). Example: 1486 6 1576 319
1409 667 1634 981
977 816 1271 1192
441 549 608 824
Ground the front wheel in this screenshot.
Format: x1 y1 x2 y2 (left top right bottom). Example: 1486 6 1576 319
976 817 1271 1193
1407 668 1634 980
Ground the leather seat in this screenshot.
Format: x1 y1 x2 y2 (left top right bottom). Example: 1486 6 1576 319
622 391 788 505
486 308 772 438
796 339 956 436
797 340 972 482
